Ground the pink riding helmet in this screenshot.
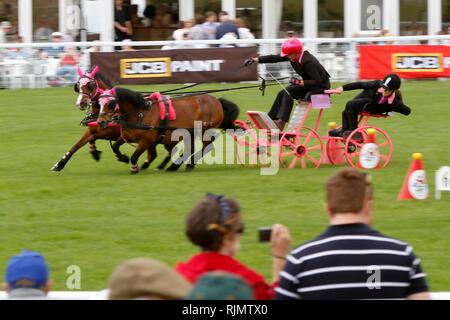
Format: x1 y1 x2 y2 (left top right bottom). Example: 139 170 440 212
280 38 303 57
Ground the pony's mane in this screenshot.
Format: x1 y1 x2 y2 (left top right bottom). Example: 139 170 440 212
115 88 149 110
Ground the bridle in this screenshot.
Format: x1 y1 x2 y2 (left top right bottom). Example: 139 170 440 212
98 94 121 118
76 75 100 103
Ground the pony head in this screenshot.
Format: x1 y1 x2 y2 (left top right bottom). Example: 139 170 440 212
97 88 118 128
75 66 100 110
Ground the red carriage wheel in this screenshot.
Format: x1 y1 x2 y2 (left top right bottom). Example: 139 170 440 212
325 138 345 165
344 126 393 169
279 127 323 169
325 125 345 165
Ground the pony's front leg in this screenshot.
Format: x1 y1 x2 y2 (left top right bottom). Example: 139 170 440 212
130 142 149 174
185 131 219 172
140 145 157 170
51 129 94 172
112 138 130 164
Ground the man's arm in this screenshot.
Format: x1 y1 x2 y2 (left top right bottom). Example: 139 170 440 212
392 101 411 115
342 80 381 91
406 250 430 299
274 257 301 300
407 292 431 300
258 55 290 64
125 20 133 36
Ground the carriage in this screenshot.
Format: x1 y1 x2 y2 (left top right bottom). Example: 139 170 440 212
233 91 394 170
53 66 394 173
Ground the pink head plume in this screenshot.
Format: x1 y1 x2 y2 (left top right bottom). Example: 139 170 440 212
89 66 99 78
77 66 84 77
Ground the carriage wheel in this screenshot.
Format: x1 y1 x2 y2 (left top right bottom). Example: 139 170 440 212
325 126 345 165
344 126 393 169
279 127 323 169
233 120 271 167
325 138 345 165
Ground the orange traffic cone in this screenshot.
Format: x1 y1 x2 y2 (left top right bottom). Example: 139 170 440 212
359 128 380 169
398 153 429 200
366 128 376 143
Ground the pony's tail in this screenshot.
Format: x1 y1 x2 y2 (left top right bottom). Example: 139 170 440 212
218 98 240 130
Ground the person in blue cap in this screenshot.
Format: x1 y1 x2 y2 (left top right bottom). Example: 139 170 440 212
3 250 52 299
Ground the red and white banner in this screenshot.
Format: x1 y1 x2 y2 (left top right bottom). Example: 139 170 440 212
359 45 450 79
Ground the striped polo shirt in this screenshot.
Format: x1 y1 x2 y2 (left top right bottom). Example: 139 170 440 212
275 223 429 300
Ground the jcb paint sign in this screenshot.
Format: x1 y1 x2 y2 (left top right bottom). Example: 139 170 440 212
121 58 172 78
392 53 443 72
120 58 225 78
91 47 258 84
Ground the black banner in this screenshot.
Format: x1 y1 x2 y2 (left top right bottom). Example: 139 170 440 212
90 47 258 84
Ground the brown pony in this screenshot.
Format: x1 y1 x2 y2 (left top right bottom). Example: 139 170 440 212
51 67 175 172
96 87 239 173
51 66 131 171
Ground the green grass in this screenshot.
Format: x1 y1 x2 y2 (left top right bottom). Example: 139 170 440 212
0 81 449 292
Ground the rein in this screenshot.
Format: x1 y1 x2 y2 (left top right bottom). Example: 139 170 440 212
138 68 289 97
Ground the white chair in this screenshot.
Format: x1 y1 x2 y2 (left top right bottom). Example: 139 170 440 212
2 60 30 89
30 60 48 88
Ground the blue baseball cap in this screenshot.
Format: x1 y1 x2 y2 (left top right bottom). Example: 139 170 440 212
5 250 50 289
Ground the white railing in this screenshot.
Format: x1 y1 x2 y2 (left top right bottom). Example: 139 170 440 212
1 35 450 89
2 34 450 49
0 290 448 300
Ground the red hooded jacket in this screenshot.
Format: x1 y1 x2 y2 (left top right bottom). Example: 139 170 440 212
176 252 275 300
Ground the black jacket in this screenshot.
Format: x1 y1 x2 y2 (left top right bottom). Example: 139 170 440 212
343 80 411 115
258 51 331 93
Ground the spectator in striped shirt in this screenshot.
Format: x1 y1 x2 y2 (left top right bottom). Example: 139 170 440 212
275 168 430 300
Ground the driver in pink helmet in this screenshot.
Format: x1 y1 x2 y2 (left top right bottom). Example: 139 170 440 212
244 38 331 130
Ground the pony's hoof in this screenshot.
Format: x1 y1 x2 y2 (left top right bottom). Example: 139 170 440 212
140 160 150 170
117 154 130 164
185 164 195 172
130 164 139 174
157 163 168 170
90 150 102 161
166 164 180 172
51 163 63 172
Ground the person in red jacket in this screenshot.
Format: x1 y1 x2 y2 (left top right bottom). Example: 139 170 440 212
176 193 291 300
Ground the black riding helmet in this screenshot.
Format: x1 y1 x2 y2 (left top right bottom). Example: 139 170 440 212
381 73 401 90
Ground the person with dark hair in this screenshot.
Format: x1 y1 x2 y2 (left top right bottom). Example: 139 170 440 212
202 11 219 40
244 38 331 130
143 1 156 20
153 4 174 28
176 194 291 300
215 11 239 40
114 0 132 48
275 168 430 300
33 16 53 42
328 73 411 139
